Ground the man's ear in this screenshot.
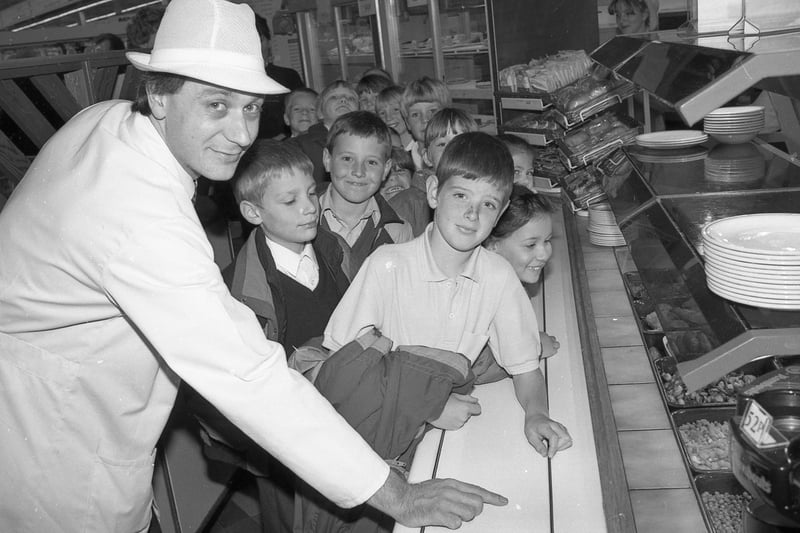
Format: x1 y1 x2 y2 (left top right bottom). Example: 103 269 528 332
283 113 291 127
147 91 167 120
322 148 331 172
425 174 439 209
239 200 263 226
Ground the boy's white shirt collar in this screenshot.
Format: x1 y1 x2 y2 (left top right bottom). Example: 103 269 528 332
264 235 319 288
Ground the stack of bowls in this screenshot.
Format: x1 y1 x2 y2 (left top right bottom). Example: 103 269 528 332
588 202 625 247
703 106 765 144
704 143 766 185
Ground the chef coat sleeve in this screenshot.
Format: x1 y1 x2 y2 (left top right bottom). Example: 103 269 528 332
103 216 389 509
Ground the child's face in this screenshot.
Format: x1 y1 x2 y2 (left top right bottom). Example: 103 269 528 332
319 87 358 124
323 133 391 206
247 170 319 254
358 90 378 113
377 101 408 136
380 167 412 201
427 175 506 253
488 215 553 284
424 129 460 171
284 93 318 137
616 2 648 34
406 102 442 142
510 148 536 191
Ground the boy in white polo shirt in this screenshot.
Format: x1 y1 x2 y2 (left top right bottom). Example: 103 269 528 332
324 132 572 454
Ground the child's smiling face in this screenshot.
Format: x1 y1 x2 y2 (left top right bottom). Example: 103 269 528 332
381 167 412 201
427 175 506 253
323 133 391 206
488 214 553 284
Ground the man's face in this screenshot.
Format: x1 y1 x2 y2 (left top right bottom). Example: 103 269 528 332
284 93 318 136
150 80 262 181
319 87 358 125
323 133 391 206
406 102 442 142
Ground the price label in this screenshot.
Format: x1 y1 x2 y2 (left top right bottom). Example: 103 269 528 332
741 399 775 446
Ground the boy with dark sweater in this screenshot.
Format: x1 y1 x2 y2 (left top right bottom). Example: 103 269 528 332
318 110 413 280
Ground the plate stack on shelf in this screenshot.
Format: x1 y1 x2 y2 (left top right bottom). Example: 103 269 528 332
703 106 765 144
588 202 625 247
635 130 708 150
702 213 800 310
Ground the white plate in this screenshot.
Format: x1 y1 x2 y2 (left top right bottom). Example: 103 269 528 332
706 267 800 291
635 130 707 149
703 214 800 255
705 106 765 117
707 282 800 310
702 239 800 265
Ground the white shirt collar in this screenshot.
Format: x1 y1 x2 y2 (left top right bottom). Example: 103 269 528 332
264 236 318 279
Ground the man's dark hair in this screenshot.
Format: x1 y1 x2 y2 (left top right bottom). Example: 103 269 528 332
254 13 271 41
131 72 187 116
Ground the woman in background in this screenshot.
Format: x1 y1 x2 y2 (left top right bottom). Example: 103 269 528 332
608 0 659 34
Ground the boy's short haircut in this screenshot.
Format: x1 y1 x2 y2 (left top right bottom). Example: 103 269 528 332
233 140 314 205
326 110 393 159
390 147 415 174
435 132 514 201
317 80 357 117
496 133 535 158
486 184 554 244
356 74 393 97
375 85 404 110
424 108 478 147
400 76 452 117
285 87 319 108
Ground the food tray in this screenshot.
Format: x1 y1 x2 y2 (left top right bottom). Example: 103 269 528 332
637 268 691 299
694 473 751 533
656 356 775 409
673 406 735 473
551 80 637 128
556 114 640 170
558 167 607 211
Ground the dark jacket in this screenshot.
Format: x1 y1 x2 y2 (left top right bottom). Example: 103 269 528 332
288 122 329 185
318 187 412 281
294 329 475 533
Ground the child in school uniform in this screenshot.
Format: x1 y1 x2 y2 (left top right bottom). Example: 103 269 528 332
294 132 572 532
401 76 451 170
411 107 478 192
318 110 413 280
191 140 350 533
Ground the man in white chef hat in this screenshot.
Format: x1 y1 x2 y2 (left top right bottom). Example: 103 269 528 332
0 0 506 531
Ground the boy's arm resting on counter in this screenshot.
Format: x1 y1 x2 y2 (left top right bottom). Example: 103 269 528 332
368 469 508 529
512 368 572 458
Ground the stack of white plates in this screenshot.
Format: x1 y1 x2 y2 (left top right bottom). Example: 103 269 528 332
635 130 708 150
588 202 625 247
703 143 765 183
702 213 800 310
703 106 765 144
635 146 708 164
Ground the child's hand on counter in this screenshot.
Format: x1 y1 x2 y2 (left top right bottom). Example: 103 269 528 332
524 414 572 458
429 393 481 430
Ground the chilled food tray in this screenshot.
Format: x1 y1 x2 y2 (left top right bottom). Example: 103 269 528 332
500 110 565 144
674 407 735 473
550 75 636 128
497 50 592 94
558 167 606 211
557 113 639 170
694 473 752 533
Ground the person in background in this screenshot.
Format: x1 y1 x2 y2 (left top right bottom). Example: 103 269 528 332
254 13 305 139
381 147 430 237
91 32 125 52
283 87 319 138
191 140 350 533
608 0 659 34
496 133 538 192
318 111 413 280
376 85 414 151
356 73 394 113
475 185 560 383
289 80 359 185
125 4 165 49
411 107 477 192
0 0 506 530
401 76 451 170
360 66 394 83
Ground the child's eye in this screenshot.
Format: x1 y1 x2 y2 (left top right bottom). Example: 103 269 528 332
340 155 352 162
483 202 497 210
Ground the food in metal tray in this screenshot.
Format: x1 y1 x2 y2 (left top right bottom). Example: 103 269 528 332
659 359 758 406
679 418 731 471
701 490 751 533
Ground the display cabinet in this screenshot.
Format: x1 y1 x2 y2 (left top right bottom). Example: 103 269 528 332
602 142 800 392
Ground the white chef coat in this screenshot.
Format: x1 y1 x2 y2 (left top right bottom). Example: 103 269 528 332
0 101 388 533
